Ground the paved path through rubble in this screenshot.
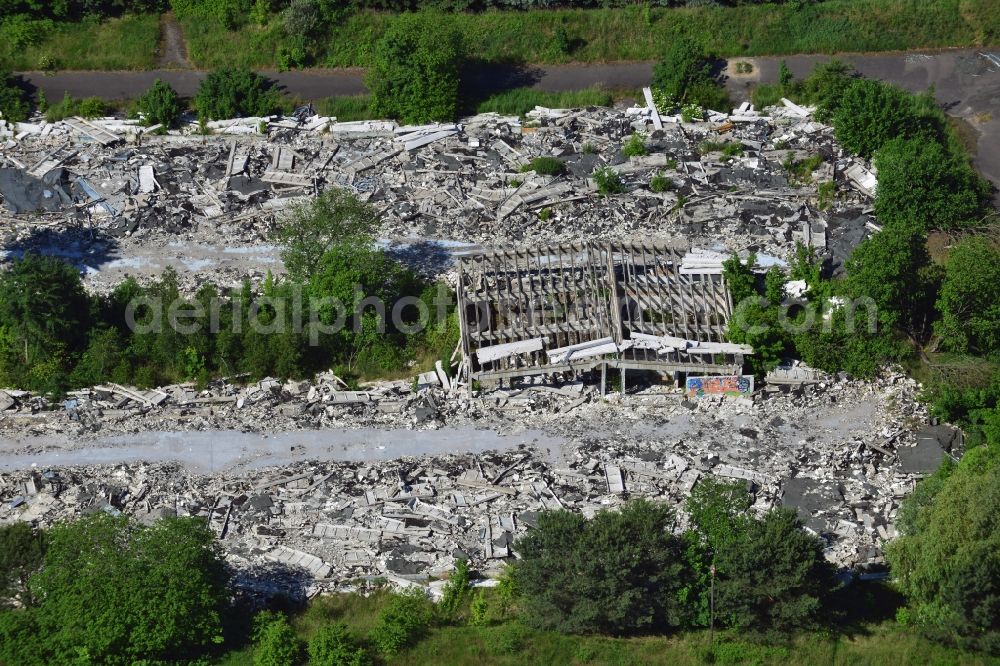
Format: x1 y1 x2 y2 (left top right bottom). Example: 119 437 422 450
17 49 1000 194
0 426 566 474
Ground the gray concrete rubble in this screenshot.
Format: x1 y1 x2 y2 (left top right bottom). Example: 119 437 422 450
0 367 958 597
1 102 875 293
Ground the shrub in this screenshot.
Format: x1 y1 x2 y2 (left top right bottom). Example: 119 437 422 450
195 68 277 121
520 156 566 176
307 622 369 666
369 589 434 655
681 103 703 122
649 171 672 193
621 132 648 158
0 71 30 123
651 36 711 105
512 500 688 635
934 237 1000 357
438 558 471 622
253 613 304 666
593 167 625 195
136 79 182 127
366 12 463 123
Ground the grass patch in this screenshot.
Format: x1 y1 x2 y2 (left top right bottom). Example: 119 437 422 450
752 83 785 110
0 14 159 71
699 140 743 157
784 152 825 183
183 1 996 70
217 590 1000 666
474 86 613 117
315 94 373 121
520 156 567 176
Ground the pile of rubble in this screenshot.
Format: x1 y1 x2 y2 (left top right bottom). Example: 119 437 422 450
2 97 879 292
0 367 962 596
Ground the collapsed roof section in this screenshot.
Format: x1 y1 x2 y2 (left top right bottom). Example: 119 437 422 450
456 241 752 386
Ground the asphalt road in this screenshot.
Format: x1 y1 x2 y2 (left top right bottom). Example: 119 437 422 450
17 49 1000 191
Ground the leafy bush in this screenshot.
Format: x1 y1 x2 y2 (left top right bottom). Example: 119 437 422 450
593 166 625 195
651 36 712 104
366 12 463 123
512 499 687 634
0 71 30 123
195 68 277 120
0 523 45 607
253 613 304 666
621 132 648 158
520 156 566 176
369 589 434 655
307 622 369 666
136 79 182 127
934 237 1000 357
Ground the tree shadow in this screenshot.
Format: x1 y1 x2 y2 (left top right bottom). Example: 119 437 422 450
230 560 316 607
459 57 545 114
0 224 121 277
825 579 907 638
384 239 463 277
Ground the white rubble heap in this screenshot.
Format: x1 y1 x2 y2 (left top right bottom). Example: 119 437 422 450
0 367 961 599
1 101 877 293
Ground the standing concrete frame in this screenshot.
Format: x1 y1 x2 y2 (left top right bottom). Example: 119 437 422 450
456 241 752 390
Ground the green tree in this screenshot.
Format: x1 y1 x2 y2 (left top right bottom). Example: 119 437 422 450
0 523 45 607
274 188 378 281
4 513 227 665
845 222 933 333
307 622 369 666
935 237 1000 357
366 12 464 123
136 78 182 128
874 137 989 231
685 479 835 635
652 36 711 105
195 68 277 121
512 499 687 634
0 70 30 123
439 558 471 622
888 445 1000 653
0 254 92 392
832 80 940 158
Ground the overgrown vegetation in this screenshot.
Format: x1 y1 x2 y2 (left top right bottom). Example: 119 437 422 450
593 166 625 195
43 92 108 122
651 35 728 113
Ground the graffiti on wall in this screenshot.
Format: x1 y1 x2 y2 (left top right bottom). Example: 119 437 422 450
685 375 754 399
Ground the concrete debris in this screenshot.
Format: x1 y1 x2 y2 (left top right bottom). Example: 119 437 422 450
0 102 877 294
0 365 951 596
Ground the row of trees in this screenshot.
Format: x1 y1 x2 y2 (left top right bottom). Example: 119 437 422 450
0 190 458 394
513 482 833 637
